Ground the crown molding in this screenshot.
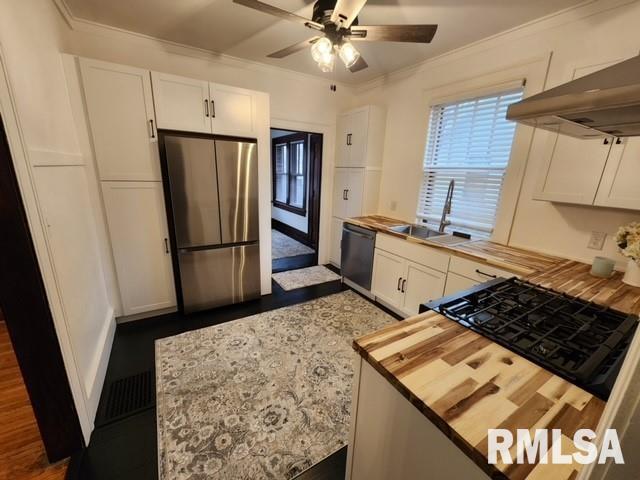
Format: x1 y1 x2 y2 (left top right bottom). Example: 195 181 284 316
353 0 637 93
51 0 354 91
53 0 637 93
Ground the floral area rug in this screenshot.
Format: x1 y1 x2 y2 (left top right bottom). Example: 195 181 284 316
272 230 314 259
272 266 341 291
155 290 395 479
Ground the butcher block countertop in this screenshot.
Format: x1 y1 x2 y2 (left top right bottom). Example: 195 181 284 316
346 215 640 315
353 310 606 480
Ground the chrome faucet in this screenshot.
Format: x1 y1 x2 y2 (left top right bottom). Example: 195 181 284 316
439 179 455 233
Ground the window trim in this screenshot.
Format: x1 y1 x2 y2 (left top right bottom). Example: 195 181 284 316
416 55 550 243
417 87 524 237
272 132 308 216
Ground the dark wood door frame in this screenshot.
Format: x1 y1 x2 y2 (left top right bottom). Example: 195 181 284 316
270 129 323 256
0 115 84 461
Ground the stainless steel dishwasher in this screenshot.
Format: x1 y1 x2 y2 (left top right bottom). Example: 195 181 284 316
341 223 376 290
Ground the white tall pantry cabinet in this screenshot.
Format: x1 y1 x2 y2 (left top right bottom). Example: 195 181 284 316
79 57 264 318
80 58 176 317
330 105 386 266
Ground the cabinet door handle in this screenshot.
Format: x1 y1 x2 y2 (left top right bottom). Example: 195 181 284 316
401 279 406 293
345 189 349 200
149 119 155 139
204 99 209 117
397 277 402 291
603 138 610 145
211 100 216 118
475 268 497 279
347 133 352 145
616 138 623 145
164 238 170 254
343 189 347 200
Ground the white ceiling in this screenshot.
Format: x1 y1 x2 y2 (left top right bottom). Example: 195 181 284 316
64 0 584 84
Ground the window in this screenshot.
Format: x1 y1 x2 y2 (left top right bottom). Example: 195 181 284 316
272 132 308 215
417 88 524 237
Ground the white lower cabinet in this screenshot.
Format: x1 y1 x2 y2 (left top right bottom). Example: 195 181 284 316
101 181 176 316
372 248 446 317
348 359 488 480
330 217 344 266
444 272 478 296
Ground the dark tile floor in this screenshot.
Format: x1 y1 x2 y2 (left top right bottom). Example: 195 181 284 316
69 270 384 480
272 252 317 273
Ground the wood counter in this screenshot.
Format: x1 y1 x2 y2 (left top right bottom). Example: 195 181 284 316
353 310 606 480
345 215 640 315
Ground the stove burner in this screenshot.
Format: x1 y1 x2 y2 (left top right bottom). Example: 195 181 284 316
423 277 638 400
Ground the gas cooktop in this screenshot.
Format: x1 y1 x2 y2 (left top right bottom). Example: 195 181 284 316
422 277 638 400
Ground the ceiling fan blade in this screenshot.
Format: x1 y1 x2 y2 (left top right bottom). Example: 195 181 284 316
330 0 368 29
348 56 368 73
233 0 324 30
348 24 438 43
267 37 321 58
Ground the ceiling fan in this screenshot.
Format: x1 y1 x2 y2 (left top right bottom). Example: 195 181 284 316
233 0 438 73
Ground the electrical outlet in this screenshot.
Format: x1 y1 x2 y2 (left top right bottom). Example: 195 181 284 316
390 200 397 211
588 231 607 250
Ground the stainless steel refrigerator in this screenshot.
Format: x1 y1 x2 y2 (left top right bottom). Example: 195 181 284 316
162 134 260 313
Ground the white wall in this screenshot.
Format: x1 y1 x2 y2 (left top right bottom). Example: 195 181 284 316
0 0 118 441
352 0 640 267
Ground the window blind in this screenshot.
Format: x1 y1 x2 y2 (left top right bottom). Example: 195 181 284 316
417 89 523 236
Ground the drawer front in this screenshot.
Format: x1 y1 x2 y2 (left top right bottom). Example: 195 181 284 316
375 233 449 273
448 255 518 283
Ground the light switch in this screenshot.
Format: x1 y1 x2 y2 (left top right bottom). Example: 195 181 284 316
588 231 606 250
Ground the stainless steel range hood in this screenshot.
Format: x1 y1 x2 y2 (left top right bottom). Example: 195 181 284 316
507 55 640 138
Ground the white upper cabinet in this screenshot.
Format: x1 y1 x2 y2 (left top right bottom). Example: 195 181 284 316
335 105 386 168
533 52 640 210
151 72 211 134
80 58 160 181
209 83 256 137
594 137 640 210
151 72 256 137
101 182 176 316
534 135 612 205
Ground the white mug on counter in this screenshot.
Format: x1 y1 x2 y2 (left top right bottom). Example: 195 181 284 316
590 256 615 278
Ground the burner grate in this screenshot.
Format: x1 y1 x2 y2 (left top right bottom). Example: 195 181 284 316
427 277 638 400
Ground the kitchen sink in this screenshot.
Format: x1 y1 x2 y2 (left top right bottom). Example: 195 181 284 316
389 224 445 240
426 234 472 246
389 224 472 246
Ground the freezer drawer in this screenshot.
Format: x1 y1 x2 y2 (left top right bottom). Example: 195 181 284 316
341 223 376 290
178 243 261 313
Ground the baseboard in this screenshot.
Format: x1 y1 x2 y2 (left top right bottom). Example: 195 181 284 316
272 218 314 248
83 307 116 424
116 306 178 324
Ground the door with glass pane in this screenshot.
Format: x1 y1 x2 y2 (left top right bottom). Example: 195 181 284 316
271 132 308 215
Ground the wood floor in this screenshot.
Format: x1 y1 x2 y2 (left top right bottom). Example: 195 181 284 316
0 317 67 480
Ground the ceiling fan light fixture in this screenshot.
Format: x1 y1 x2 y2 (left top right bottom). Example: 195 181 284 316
338 41 360 68
317 51 335 72
310 36 333 62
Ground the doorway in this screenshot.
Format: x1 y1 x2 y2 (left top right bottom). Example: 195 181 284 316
270 128 323 273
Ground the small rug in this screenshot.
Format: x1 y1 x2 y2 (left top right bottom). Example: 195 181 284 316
272 266 341 291
156 291 394 480
272 230 314 259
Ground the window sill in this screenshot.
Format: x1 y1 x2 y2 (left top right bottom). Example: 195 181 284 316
273 201 306 217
